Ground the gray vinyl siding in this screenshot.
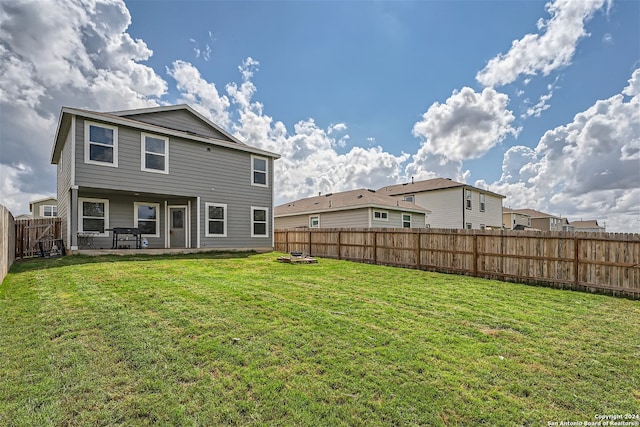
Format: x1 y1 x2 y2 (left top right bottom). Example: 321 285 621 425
275 209 369 229
57 129 73 248
370 209 425 228
120 110 230 140
67 114 274 250
74 118 271 200
275 209 426 229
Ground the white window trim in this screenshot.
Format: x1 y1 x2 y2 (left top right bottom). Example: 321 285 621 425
309 215 320 228
465 189 472 210
403 195 415 203
373 210 389 221
78 197 109 237
84 121 118 167
140 132 169 174
205 202 227 237
134 202 160 238
402 213 411 228
479 193 486 212
251 206 269 237
41 205 57 217
466 223 472 229
251 155 268 187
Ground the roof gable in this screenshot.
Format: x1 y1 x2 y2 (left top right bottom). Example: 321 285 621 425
110 105 241 144
275 189 430 217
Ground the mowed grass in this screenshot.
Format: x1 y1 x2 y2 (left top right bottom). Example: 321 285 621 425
1 253 638 426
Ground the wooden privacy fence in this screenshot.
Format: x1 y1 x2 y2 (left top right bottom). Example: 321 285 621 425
275 228 640 298
0 204 16 283
15 218 62 259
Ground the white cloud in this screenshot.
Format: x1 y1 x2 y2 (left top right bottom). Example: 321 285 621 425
328 123 347 134
0 0 167 213
482 68 640 232
411 87 519 162
476 0 607 87
523 90 553 118
167 60 231 128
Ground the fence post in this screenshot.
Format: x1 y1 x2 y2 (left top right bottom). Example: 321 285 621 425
574 237 580 288
337 231 341 260
415 230 421 270
373 231 377 264
473 233 478 277
285 230 289 253
308 230 312 257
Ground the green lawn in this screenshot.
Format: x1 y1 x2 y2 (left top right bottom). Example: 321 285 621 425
1 252 638 426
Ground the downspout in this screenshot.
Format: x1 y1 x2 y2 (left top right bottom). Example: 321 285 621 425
462 187 465 229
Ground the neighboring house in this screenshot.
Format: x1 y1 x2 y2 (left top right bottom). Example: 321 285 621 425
503 207 531 230
274 189 431 229
29 197 58 219
378 178 504 230
509 209 564 232
561 218 573 232
570 220 606 233
15 214 33 221
50 105 280 251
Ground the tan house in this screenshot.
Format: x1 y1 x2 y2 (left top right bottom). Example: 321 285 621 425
29 197 58 219
503 207 532 230
274 189 430 229
570 220 606 233
378 178 504 230
509 209 563 232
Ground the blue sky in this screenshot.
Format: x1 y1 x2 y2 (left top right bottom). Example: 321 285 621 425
1 0 639 231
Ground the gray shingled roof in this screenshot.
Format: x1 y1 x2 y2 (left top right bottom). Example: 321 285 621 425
274 189 430 217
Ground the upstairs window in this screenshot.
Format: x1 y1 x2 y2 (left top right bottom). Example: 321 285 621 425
252 156 268 187
309 215 320 228
206 203 227 237
403 195 415 203
465 189 472 209
251 207 269 237
134 202 160 237
141 133 169 173
42 205 57 217
85 121 118 167
480 194 486 212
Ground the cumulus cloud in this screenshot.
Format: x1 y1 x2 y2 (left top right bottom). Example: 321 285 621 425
0 0 166 214
411 87 519 162
476 0 607 87
167 60 231 128
482 68 640 232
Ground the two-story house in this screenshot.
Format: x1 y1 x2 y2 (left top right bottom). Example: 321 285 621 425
274 189 431 229
29 197 58 219
509 209 563 232
502 207 532 230
377 178 504 230
50 105 280 251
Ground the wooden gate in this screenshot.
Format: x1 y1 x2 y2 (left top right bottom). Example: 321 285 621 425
15 218 62 259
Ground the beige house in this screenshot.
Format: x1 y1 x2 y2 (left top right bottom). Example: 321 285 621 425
378 178 504 230
274 189 430 229
503 207 532 230
29 197 58 219
509 209 563 232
